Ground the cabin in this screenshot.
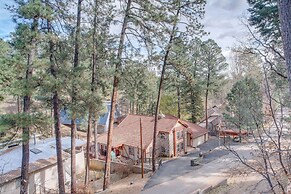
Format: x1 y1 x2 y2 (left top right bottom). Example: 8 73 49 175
97 114 208 163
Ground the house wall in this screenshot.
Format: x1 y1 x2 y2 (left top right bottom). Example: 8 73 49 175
64 149 85 182
155 123 188 158
0 150 85 194
157 132 170 157
0 179 20 194
89 159 151 174
98 142 152 164
145 142 152 159
97 124 105 134
157 123 187 157
175 129 185 156
192 133 208 147
168 132 174 157
122 145 139 161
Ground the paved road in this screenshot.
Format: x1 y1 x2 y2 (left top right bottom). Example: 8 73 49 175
142 142 254 194
142 151 237 194
143 137 231 190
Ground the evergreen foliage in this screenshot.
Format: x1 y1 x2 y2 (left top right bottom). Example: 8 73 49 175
248 0 280 42
224 77 263 130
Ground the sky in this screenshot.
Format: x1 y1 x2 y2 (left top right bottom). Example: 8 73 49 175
0 0 15 39
203 0 249 62
0 0 249 63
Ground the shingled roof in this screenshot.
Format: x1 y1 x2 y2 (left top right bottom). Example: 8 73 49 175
97 114 207 149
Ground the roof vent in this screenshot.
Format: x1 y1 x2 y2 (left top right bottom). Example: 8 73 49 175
7 143 19 148
30 148 42 154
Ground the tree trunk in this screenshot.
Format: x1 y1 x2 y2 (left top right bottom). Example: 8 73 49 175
54 92 66 194
177 73 181 119
17 96 21 113
136 99 139 115
47 16 66 194
277 0 291 95
20 18 37 194
94 119 98 159
103 0 132 190
71 118 76 192
20 97 31 194
85 0 98 185
85 113 92 185
71 0 82 192
190 91 195 123
205 69 210 131
152 6 181 172
205 90 208 130
51 99 54 137
132 92 135 114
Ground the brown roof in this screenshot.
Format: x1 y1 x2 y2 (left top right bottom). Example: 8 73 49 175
200 106 221 122
97 114 207 149
184 120 208 137
98 115 178 149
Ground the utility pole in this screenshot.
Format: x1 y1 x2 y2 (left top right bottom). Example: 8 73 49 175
218 121 221 147
140 118 144 178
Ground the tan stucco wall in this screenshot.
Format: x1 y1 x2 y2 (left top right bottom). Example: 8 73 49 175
192 134 208 147
122 145 139 161
157 132 170 157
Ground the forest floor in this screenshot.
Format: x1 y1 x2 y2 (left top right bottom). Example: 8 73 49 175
90 172 151 194
207 170 268 194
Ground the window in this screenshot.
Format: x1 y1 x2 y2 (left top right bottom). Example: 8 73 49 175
161 146 166 153
129 146 134 156
177 131 184 139
177 144 180 152
181 143 184 150
160 133 166 139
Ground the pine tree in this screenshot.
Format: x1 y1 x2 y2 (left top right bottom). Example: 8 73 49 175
200 39 227 129
70 0 82 192
120 60 157 115
103 0 173 189
103 0 132 189
9 1 40 193
247 0 280 42
46 2 66 192
224 77 263 142
152 0 206 171
84 0 113 185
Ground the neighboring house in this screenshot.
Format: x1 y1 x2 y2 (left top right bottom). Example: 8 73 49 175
0 137 85 194
199 105 224 135
60 108 84 128
97 101 122 133
60 101 122 134
97 114 208 162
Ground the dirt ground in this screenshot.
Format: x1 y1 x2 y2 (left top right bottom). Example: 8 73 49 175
92 173 151 194
207 167 271 194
